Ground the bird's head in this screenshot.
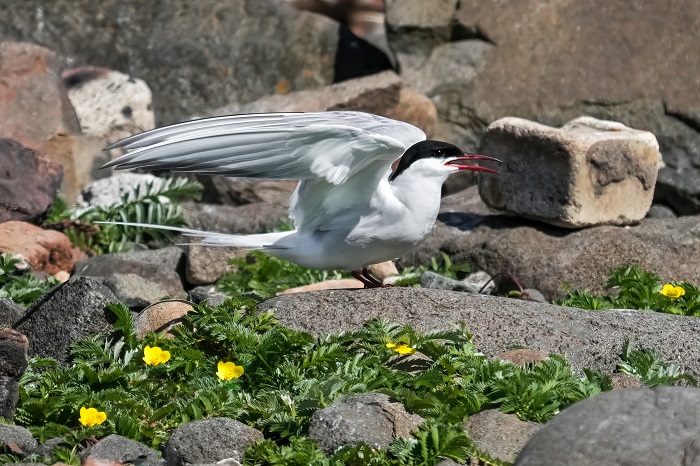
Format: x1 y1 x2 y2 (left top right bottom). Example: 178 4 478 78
389 140 500 183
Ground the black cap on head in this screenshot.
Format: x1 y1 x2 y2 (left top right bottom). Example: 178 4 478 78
389 140 463 181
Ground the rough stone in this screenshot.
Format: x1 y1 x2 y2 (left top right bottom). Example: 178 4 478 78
134 301 194 339
104 274 174 308
0 42 81 150
81 434 162 466
0 424 38 454
609 373 646 391
0 298 23 326
73 247 186 299
308 392 424 453
0 140 63 224
0 221 87 275
164 417 263 466
0 328 28 419
76 173 163 208
65 68 155 152
465 409 541 464
188 286 228 308
0 1 338 125
515 387 700 466
258 288 700 378
478 116 661 228
14 277 117 362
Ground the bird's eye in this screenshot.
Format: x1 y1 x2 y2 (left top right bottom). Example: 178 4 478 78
436 149 444 156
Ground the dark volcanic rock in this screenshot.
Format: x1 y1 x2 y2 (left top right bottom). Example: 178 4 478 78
0 0 338 124
14 277 117 362
0 139 63 224
515 387 700 466
0 328 29 419
164 417 263 466
258 288 700 378
0 298 23 326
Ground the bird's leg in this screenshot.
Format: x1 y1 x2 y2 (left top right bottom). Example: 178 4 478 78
352 268 391 288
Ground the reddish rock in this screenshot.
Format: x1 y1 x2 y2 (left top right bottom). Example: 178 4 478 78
0 139 63 224
0 42 81 151
134 301 194 339
279 279 364 295
498 349 549 367
0 221 86 275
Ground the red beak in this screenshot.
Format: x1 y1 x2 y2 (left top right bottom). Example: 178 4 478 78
445 154 501 174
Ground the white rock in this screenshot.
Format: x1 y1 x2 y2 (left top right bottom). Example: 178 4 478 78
77 173 164 208
478 116 661 228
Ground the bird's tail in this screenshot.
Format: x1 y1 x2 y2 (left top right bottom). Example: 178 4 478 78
96 222 294 249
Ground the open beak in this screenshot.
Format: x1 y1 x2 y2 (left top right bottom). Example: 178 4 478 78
445 154 501 174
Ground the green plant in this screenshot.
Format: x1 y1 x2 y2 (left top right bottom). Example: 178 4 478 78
0 254 58 306
217 251 347 300
617 341 697 387
558 265 700 316
44 178 203 255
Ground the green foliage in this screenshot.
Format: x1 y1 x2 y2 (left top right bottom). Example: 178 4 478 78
7 299 693 465
44 178 203 255
617 341 697 387
0 254 58 306
558 265 700 316
217 251 347 300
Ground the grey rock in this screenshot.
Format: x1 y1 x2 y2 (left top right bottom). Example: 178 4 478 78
0 139 63 225
515 387 700 466
164 417 263 466
34 437 67 458
259 288 700 378
403 213 700 302
647 204 678 219
104 273 173 308
520 289 548 303
0 0 338 125
0 424 38 454
14 277 117 362
82 434 163 466
0 298 23 326
309 392 423 453
420 270 493 293
73 247 187 299
0 377 18 419
77 174 164 208
609 373 646 391
0 328 28 419
188 286 228 308
465 409 541 464
478 116 661 228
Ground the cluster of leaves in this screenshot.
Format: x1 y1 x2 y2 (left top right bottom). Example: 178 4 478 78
217 251 347 300
0 254 58 306
44 178 203 255
9 298 692 465
559 265 700 316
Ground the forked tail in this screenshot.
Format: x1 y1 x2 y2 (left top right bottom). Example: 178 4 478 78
96 222 294 249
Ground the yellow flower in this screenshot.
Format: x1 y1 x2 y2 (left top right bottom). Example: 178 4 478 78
143 346 171 366
660 284 685 299
386 342 416 355
79 406 107 427
217 361 244 380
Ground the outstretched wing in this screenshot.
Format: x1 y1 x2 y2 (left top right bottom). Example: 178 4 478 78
104 111 424 183
104 111 425 232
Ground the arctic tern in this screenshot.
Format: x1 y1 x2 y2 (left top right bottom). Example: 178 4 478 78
102 111 499 287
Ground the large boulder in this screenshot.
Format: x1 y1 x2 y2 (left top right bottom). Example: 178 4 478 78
81 434 162 466
0 0 338 124
515 387 700 466
258 288 700 377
